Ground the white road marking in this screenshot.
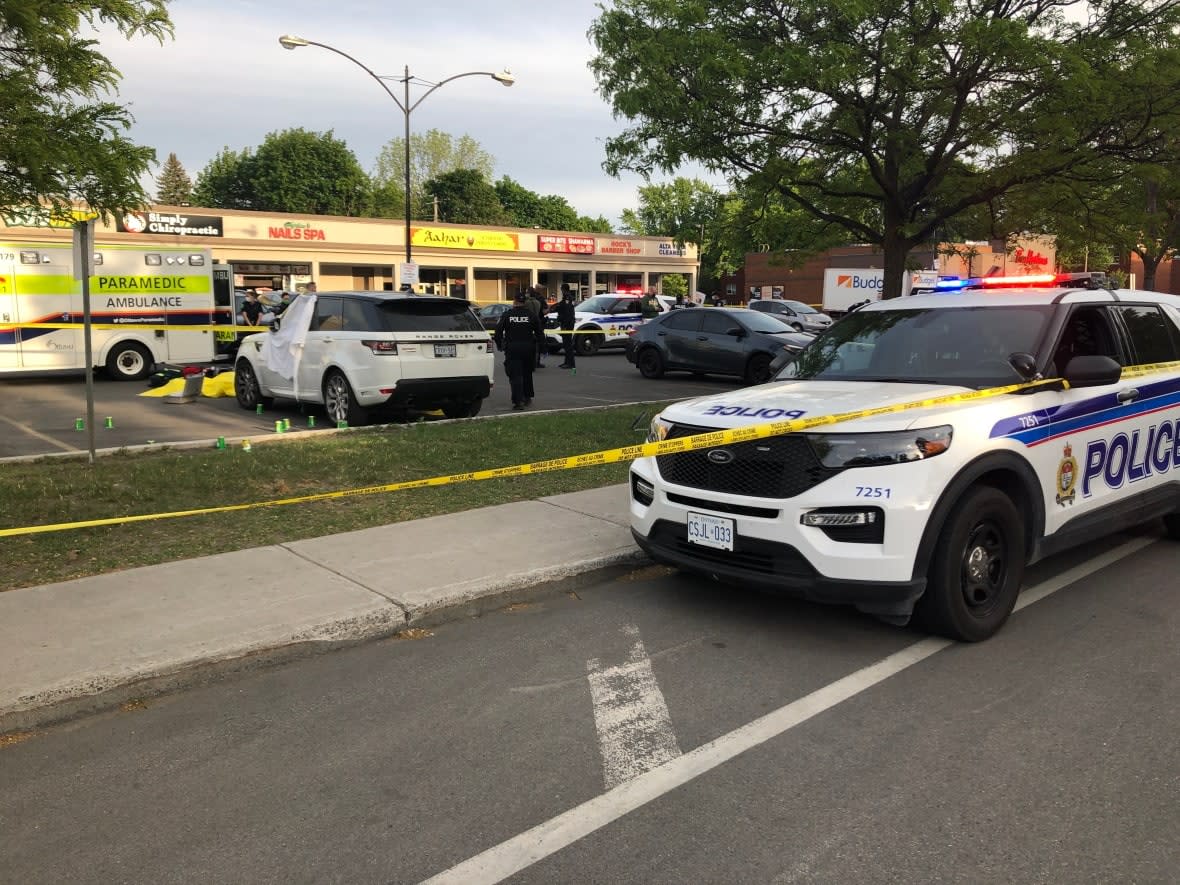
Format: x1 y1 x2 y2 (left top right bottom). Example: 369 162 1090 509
586 624 681 790
0 414 81 453
420 536 1153 885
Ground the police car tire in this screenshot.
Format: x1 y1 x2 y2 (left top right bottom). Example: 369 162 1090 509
636 347 665 378
576 330 604 356
105 342 153 381
917 485 1025 642
1163 513 1180 540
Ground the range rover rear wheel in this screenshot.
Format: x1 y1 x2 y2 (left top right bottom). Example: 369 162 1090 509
323 370 368 427
916 486 1025 642
442 398 482 419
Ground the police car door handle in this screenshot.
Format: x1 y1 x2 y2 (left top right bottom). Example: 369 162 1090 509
1117 387 1139 403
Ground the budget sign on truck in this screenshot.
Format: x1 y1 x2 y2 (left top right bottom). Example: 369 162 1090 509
0 242 215 380
822 268 887 313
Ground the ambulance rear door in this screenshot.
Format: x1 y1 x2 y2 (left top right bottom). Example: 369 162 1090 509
0 258 18 368
13 246 80 370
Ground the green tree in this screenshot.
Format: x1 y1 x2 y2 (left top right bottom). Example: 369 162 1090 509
622 177 728 288
591 1 1180 299
0 1 172 221
155 152 192 204
576 214 613 234
192 147 256 209
373 129 495 219
425 169 510 225
659 273 687 298
250 128 370 216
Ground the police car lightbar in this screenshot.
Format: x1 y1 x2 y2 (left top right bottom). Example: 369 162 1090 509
965 271 1110 291
934 278 969 291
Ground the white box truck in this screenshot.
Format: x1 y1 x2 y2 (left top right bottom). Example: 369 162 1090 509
0 242 216 379
821 268 925 313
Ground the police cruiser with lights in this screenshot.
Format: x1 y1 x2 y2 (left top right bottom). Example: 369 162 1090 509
629 274 1180 640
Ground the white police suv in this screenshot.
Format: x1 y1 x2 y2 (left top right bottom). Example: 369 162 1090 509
545 293 676 355
630 280 1180 640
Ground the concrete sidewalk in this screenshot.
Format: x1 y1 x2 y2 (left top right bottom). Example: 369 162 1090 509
0 483 643 733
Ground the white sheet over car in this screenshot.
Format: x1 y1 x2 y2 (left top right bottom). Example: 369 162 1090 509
261 293 316 381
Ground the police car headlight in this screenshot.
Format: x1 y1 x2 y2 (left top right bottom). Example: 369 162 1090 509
648 416 673 443
806 425 952 468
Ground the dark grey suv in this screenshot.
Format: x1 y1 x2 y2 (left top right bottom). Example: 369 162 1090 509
625 307 814 384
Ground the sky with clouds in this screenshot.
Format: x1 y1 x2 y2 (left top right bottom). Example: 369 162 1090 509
95 0 716 226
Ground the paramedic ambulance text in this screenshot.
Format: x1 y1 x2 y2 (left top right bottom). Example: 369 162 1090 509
1082 419 1180 495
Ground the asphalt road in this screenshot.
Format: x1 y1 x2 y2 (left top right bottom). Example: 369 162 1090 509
2 525 1175 884
0 352 742 460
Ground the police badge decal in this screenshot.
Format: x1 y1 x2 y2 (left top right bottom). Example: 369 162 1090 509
1056 443 1078 506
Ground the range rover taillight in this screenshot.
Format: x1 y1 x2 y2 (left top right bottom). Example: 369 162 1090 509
361 340 398 354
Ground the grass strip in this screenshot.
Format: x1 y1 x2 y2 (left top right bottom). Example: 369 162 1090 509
0 403 674 593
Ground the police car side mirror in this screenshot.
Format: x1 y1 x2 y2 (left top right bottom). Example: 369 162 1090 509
1063 354 1122 388
1008 352 1039 380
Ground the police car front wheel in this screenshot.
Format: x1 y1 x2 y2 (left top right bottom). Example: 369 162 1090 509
916 486 1025 642
1163 513 1180 540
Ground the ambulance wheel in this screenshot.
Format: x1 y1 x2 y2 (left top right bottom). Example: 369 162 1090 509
1164 513 1180 539
636 347 665 379
234 360 272 410
323 370 368 426
916 486 1025 642
744 353 773 384
576 331 604 356
105 342 153 381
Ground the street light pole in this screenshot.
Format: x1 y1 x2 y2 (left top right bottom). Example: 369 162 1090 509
278 35 513 274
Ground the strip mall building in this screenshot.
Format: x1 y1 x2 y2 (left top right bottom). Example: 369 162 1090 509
0 205 699 302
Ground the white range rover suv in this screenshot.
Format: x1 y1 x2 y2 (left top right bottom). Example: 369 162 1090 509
630 282 1180 641
234 291 494 425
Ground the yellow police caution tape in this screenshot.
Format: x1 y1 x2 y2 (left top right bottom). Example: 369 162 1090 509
0 376 1067 539
9 321 259 334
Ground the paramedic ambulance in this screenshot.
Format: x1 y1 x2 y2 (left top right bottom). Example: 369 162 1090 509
630 276 1180 641
0 242 216 380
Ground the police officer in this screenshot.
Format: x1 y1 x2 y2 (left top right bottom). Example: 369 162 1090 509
556 283 577 369
494 291 545 410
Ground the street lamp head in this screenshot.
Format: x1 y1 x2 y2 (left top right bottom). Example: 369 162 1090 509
492 69 515 87
278 34 309 50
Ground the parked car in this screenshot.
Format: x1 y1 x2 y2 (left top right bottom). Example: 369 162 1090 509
544 293 677 356
474 301 512 331
625 307 815 384
748 298 833 333
234 291 494 425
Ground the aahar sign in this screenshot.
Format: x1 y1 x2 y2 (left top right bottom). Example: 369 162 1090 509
411 227 519 252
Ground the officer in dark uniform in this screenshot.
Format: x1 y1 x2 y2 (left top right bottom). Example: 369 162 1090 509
556 283 577 369
494 291 545 410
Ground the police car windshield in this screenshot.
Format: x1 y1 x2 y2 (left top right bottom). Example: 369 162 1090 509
783 305 1053 387
577 296 621 313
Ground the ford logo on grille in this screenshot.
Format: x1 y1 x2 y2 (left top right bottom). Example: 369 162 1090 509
706 449 735 465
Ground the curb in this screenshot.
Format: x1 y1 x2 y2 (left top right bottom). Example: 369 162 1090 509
0 549 649 736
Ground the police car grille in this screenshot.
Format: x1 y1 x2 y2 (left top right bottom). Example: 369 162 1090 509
657 423 837 498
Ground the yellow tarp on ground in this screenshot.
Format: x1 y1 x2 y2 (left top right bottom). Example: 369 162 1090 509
139 373 236 398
